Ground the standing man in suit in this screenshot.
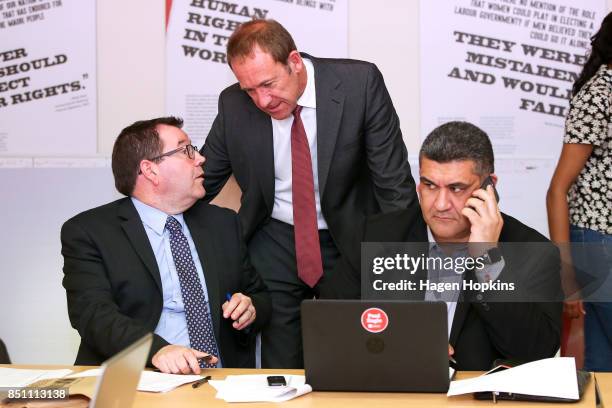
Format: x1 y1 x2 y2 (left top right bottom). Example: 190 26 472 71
61 117 271 373
335 121 562 370
202 19 416 368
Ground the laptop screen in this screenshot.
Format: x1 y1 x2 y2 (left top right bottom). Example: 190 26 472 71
302 300 449 392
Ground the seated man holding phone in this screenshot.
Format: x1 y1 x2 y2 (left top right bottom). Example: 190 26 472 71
328 121 562 370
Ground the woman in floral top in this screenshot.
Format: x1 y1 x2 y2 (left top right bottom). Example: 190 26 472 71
547 12 612 371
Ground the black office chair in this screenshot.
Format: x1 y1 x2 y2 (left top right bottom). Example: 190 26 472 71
0 338 11 364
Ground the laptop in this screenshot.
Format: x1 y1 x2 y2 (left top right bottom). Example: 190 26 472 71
90 333 153 407
301 300 449 392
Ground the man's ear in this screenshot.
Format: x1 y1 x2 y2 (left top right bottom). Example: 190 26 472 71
287 50 303 73
139 160 160 184
490 173 499 186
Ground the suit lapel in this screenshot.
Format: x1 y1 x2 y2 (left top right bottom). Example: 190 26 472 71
184 210 222 338
415 244 430 300
450 301 470 346
246 103 275 214
309 55 344 197
449 271 476 345
118 199 162 294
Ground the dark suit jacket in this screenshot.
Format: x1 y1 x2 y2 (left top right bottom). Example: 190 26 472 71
61 198 271 368
202 54 416 265
330 204 563 370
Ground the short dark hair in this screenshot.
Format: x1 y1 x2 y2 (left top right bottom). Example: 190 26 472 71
111 116 183 196
227 19 297 67
419 121 494 175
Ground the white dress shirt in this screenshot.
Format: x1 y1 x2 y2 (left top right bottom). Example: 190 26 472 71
270 58 328 229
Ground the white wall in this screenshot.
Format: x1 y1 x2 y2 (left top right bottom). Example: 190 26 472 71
2 0 612 365
1 0 167 365
349 0 420 152
0 168 120 364
97 0 165 154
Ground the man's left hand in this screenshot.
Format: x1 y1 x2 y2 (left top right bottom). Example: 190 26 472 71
222 292 256 330
461 185 503 245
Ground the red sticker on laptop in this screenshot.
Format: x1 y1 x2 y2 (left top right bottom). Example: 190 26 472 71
361 307 389 333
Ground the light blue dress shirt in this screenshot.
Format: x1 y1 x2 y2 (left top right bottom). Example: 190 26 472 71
131 198 222 365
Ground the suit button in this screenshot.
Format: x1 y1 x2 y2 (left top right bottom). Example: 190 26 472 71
476 294 483 301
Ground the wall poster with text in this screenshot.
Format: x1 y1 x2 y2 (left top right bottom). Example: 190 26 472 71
420 0 606 234
421 0 606 157
165 0 348 147
0 0 97 158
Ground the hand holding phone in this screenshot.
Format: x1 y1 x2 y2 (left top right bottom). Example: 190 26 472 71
461 175 503 245
480 175 499 203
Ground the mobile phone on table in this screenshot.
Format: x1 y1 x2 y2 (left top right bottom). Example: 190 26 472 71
267 375 287 387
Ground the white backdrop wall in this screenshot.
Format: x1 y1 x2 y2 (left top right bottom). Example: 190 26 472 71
2 0 612 364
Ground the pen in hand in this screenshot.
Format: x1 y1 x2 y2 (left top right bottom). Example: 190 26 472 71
198 354 213 366
192 375 211 389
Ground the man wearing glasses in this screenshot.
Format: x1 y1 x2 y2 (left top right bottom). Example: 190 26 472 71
61 117 271 374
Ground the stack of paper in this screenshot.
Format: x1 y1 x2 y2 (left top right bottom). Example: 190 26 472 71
209 374 312 403
67 368 203 393
447 357 579 400
0 367 74 387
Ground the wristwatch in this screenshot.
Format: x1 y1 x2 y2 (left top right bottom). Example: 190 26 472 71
481 247 502 265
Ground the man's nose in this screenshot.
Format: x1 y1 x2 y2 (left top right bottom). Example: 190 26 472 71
194 150 205 166
434 189 451 211
255 88 272 108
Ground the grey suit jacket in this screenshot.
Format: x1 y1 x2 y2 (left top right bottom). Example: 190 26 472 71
202 54 416 270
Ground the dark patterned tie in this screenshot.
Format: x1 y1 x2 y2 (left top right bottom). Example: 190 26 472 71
291 105 323 287
165 216 219 368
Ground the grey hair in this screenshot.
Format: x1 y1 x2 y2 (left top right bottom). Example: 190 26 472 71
419 121 494 175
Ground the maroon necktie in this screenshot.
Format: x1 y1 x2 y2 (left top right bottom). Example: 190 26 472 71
291 105 323 287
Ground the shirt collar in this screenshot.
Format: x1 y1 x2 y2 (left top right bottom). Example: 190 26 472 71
131 197 186 236
297 57 316 109
426 226 468 255
427 226 436 243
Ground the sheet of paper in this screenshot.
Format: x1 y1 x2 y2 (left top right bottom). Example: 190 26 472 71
0 368 73 387
209 374 312 403
67 369 202 392
66 368 103 378
447 357 579 400
137 371 203 393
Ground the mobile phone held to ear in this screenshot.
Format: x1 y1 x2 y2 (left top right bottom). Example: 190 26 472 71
480 175 500 203
267 376 287 387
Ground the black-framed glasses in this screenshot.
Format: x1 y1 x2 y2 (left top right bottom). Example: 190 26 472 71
138 144 199 174
149 144 199 162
